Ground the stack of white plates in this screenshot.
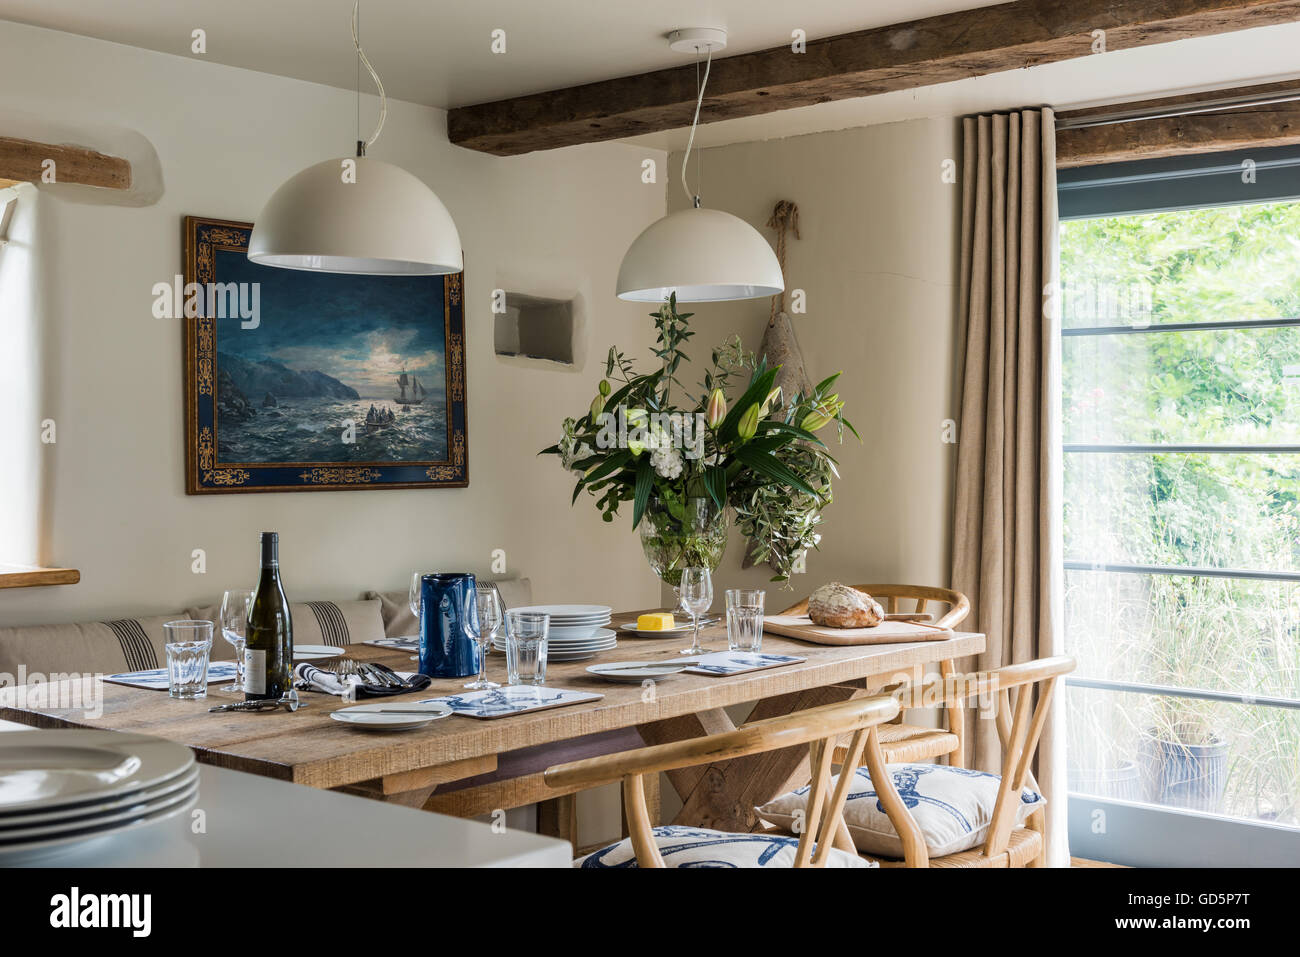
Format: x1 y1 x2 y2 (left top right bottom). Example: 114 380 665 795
511 604 613 639
0 730 199 859
493 627 617 662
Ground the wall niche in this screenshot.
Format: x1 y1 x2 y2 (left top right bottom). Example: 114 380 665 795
494 292 575 365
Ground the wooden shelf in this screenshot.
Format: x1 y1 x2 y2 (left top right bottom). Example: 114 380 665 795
0 565 81 589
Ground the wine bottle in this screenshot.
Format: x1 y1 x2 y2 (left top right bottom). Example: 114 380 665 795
244 531 293 700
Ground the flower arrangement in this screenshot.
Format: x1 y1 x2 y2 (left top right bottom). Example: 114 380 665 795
542 295 856 583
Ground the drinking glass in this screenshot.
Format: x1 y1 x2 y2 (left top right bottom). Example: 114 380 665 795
678 567 713 656
219 588 253 692
164 620 213 699
504 611 549 686
726 588 766 653
466 584 503 690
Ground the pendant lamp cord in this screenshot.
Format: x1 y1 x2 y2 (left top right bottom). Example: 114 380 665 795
352 0 387 155
681 45 713 207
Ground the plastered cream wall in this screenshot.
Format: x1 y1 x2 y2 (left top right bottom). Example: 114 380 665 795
665 118 962 607
0 21 664 633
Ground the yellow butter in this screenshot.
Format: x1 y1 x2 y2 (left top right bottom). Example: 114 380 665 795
637 612 676 631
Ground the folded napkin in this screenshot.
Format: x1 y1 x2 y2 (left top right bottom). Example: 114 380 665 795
293 662 431 699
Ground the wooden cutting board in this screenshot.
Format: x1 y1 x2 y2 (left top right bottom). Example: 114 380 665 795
763 614 953 646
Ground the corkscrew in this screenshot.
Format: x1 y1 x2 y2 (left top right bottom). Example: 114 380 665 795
208 689 307 713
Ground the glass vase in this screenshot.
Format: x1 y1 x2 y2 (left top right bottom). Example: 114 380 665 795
639 492 728 589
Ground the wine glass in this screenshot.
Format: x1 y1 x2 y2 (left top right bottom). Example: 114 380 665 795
409 572 423 628
219 588 253 692
465 583 503 690
678 567 713 656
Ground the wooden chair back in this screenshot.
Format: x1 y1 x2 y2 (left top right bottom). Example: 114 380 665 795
777 583 971 629
866 654 1076 866
544 694 901 868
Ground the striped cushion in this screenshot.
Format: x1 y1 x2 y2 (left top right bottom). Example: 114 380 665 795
574 825 873 869
187 599 385 648
0 613 207 682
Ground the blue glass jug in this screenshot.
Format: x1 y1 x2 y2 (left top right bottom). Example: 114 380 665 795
418 573 480 678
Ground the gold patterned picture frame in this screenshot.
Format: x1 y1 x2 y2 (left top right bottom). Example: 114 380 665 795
183 216 468 494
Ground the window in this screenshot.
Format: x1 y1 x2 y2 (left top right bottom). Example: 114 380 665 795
1059 146 1300 863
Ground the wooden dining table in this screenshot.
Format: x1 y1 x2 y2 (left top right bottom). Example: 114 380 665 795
0 611 983 845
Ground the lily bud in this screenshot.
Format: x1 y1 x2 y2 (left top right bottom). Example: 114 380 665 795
738 403 761 441
589 394 604 420
626 408 649 456
761 386 783 416
706 388 727 429
801 396 844 432
598 379 611 397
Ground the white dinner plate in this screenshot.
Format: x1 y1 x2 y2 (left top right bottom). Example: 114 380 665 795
0 778 199 843
330 701 454 731
0 782 198 858
492 638 617 653
547 623 612 639
493 629 616 648
0 731 195 816
538 627 617 646
294 644 344 661
511 604 613 620
586 661 690 683
0 765 199 828
616 622 695 638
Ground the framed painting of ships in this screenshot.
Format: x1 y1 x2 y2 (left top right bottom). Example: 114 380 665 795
182 216 468 494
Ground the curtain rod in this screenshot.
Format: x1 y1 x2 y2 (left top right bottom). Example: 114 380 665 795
1056 89 1300 131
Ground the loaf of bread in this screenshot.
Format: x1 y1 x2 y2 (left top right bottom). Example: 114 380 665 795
807 583 884 628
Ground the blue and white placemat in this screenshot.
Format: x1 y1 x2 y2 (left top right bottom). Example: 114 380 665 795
684 652 805 676
364 636 419 651
104 661 240 690
419 685 602 720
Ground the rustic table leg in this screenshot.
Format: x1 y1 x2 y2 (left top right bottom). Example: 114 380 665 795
637 685 864 833
635 707 736 806
537 794 578 845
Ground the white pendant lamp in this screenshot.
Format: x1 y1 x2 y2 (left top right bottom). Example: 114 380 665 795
248 3 462 276
616 28 783 303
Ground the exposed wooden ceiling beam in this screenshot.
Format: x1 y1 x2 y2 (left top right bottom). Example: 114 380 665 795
448 0 1300 156
0 136 132 189
1057 78 1300 166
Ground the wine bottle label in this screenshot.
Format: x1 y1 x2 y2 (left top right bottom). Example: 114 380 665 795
244 648 267 695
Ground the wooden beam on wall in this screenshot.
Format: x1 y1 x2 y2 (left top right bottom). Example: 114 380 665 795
448 0 1300 156
0 136 132 189
1056 79 1300 166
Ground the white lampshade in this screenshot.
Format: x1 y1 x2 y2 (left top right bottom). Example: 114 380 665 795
616 206 784 303
248 156 462 275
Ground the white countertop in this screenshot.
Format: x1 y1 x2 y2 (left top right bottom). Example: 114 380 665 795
0 721 572 868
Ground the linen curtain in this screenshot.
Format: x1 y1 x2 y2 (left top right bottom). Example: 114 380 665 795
950 108 1068 866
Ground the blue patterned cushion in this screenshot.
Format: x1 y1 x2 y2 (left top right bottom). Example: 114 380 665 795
755 764 1046 858
574 825 874 868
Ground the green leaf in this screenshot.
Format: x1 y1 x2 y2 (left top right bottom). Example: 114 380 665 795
703 465 727 511
719 367 778 442
631 458 654 529
812 372 842 395
757 420 827 449
577 450 632 485
734 444 822 499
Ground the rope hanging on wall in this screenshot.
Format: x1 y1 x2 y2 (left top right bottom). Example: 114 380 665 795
767 200 801 325
745 200 814 571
